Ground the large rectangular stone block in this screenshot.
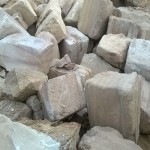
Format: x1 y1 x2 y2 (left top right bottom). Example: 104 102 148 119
85 72 141 142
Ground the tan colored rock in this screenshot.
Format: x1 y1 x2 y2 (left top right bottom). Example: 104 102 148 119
107 16 138 38
12 12 28 30
96 34 131 69
5 69 48 102
79 126 142 150
78 0 113 40
59 26 89 64
59 0 75 17
38 72 85 121
0 33 59 74
20 118 80 150
0 100 32 121
81 53 119 76
6 0 37 26
0 0 9 6
125 0 147 7
64 0 84 27
0 8 29 40
36 4 46 17
85 72 141 142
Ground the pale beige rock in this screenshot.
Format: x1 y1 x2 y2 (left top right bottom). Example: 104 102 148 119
0 8 29 40
12 12 28 30
36 4 46 17
0 33 59 74
20 118 80 150
0 100 32 121
0 115 60 149
78 0 113 40
59 0 75 17
59 26 89 64
0 0 9 6
6 0 37 26
36 11 67 43
79 126 142 150
85 72 141 142
48 62 93 87
96 34 131 69
81 53 119 76
64 0 84 27
107 16 138 38
4 69 48 102
38 72 85 121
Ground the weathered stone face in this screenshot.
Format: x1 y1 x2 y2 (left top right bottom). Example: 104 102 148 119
79 126 142 150
81 53 119 76
78 0 113 40
38 72 86 121
4 69 48 102
125 39 150 81
59 26 89 64
85 72 141 142
96 34 131 69
0 33 59 74
0 100 32 121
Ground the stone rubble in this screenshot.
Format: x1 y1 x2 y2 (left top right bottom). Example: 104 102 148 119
0 0 150 149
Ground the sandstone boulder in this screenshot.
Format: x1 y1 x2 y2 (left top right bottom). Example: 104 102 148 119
20 118 80 150
64 0 84 27
85 72 141 142
5 69 48 102
96 34 131 69
0 8 29 40
125 39 150 81
0 100 32 121
59 26 89 64
81 53 119 76
38 72 85 121
78 0 113 40
0 33 59 74
107 16 138 38
0 115 60 149
6 0 37 26
79 126 142 150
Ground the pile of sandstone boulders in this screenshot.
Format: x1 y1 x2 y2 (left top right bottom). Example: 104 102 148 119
0 0 150 149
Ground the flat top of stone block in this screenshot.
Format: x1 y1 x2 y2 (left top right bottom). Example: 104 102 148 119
86 71 138 90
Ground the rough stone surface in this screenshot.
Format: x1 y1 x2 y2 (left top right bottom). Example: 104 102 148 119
0 33 59 74
64 0 84 27
0 100 32 121
81 53 119 76
85 72 141 142
5 69 48 102
59 0 75 17
48 62 93 87
26 95 42 112
0 8 29 40
59 26 89 64
140 76 150 134
79 126 142 150
78 0 113 40
96 34 131 69
6 0 37 26
33 110 44 120
36 0 67 43
125 39 150 81
36 4 46 17
12 12 28 30
0 0 9 6
138 135 150 150
125 0 147 7
38 72 85 121
107 16 138 38
20 118 80 150
0 114 60 149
